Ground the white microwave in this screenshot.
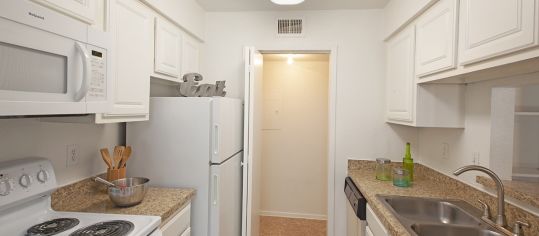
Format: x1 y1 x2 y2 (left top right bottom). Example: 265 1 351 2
0 0 110 116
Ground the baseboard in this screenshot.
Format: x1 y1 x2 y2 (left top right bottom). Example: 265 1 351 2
259 211 328 220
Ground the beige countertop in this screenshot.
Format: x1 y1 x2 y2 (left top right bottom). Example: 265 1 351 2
477 176 539 209
348 160 539 236
51 177 195 225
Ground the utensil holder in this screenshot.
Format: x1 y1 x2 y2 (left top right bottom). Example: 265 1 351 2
107 167 126 181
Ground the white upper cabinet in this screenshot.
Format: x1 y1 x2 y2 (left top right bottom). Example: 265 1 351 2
182 35 201 75
415 0 458 77
386 26 416 123
458 0 538 65
31 0 97 24
96 0 153 123
386 24 465 128
154 17 182 80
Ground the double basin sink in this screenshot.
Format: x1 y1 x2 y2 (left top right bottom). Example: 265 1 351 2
377 195 503 236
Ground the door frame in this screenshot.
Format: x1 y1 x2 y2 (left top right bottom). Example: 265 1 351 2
245 45 338 236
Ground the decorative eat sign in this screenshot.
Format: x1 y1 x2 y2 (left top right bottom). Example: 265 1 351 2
177 73 227 97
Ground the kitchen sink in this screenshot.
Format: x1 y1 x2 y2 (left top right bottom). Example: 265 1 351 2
377 195 504 236
411 224 503 236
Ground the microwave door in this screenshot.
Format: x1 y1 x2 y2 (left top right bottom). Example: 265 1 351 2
0 18 88 116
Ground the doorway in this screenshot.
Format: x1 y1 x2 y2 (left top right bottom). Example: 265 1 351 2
243 49 334 236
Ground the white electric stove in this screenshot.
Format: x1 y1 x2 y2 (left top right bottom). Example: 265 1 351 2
0 157 162 236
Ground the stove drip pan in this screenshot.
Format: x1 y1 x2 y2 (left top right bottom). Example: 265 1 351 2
69 220 134 236
27 218 80 236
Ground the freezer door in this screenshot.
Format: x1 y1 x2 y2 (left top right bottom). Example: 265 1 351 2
209 152 243 236
211 97 244 164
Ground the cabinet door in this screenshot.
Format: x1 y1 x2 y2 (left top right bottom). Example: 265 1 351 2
366 204 388 236
31 0 97 24
182 35 200 75
459 0 538 65
155 17 182 79
386 27 416 123
98 0 152 123
415 0 458 77
180 227 191 236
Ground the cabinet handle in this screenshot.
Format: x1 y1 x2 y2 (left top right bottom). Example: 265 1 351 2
212 174 219 205
213 124 220 155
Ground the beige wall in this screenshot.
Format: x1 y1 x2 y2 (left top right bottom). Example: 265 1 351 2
260 55 329 219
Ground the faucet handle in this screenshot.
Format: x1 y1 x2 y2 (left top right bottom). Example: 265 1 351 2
477 200 490 219
513 220 530 236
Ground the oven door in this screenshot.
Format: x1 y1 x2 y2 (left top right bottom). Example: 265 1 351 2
0 7 91 116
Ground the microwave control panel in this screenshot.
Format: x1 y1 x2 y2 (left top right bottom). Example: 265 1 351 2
88 47 107 100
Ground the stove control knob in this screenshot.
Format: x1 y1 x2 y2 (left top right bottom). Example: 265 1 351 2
37 170 49 183
0 179 12 196
19 174 32 188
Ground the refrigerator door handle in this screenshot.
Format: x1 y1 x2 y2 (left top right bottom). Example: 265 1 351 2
212 174 219 205
213 124 220 155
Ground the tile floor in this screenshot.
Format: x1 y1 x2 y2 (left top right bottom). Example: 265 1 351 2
259 216 327 236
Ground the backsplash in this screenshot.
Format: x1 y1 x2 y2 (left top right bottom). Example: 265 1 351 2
0 118 123 186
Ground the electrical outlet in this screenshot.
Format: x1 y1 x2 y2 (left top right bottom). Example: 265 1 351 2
441 143 450 159
66 144 79 167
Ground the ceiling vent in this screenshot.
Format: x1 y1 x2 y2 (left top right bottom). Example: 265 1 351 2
277 18 304 37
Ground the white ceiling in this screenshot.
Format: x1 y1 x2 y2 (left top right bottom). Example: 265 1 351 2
196 0 389 12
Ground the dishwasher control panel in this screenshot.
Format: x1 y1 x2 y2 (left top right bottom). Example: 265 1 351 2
345 177 367 220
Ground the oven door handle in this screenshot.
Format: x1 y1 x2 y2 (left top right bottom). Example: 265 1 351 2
74 42 91 101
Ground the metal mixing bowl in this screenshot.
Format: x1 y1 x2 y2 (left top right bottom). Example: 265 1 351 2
108 177 149 207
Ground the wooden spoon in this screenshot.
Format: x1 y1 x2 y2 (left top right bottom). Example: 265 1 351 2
113 146 125 169
119 146 132 168
100 148 113 169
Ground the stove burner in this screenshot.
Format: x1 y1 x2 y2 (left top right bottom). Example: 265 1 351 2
69 220 134 236
27 218 80 236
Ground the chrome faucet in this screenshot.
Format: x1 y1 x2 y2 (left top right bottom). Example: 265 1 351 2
453 165 507 227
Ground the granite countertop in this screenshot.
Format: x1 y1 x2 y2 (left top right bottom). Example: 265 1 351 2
477 176 539 209
348 160 539 236
52 177 195 225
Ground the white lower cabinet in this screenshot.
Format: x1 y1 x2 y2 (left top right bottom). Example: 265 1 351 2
365 226 374 236
95 0 153 123
366 204 388 236
180 227 191 236
161 203 191 236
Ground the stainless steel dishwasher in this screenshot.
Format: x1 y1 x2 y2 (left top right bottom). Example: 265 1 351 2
345 177 367 236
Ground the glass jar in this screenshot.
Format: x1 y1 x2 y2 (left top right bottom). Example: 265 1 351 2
393 168 411 187
375 158 392 181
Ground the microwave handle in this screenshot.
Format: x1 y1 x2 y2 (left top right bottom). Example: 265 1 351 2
74 42 91 101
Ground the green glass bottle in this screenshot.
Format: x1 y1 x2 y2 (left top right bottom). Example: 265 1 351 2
403 142 414 182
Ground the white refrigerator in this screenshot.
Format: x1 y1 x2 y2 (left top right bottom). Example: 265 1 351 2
127 97 243 236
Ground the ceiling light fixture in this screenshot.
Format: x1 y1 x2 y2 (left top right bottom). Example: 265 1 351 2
271 0 305 6
287 55 294 65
